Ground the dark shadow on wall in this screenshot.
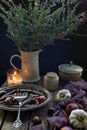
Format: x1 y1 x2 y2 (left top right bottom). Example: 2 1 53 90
70 36 87 81
0 35 20 85
39 40 73 76
0 19 21 85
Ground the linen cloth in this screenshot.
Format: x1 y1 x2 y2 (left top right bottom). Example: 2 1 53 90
31 80 87 130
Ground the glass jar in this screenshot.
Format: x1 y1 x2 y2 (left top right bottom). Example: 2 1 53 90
44 72 59 91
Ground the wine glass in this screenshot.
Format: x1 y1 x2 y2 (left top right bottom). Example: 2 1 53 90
13 95 27 128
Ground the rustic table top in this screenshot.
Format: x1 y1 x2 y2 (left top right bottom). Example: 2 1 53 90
0 79 62 130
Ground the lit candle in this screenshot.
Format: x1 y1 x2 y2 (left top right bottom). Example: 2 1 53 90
7 68 23 86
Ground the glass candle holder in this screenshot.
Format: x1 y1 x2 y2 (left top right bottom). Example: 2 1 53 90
7 68 23 86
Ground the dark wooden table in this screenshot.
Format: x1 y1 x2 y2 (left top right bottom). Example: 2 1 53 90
0 79 61 130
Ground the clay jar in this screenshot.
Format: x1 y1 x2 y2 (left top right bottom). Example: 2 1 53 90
44 72 59 91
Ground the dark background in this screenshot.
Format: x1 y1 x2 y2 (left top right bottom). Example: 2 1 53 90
0 0 87 86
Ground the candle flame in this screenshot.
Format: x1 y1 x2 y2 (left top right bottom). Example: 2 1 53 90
14 70 17 75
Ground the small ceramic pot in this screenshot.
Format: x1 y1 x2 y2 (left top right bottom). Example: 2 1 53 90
58 61 83 81
44 72 59 91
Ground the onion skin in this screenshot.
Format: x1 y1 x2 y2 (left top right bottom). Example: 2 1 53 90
65 103 79 115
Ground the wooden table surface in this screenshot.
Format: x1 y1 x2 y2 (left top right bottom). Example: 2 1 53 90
0 79 61 130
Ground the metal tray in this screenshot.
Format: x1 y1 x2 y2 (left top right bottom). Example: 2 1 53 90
0 84 51 111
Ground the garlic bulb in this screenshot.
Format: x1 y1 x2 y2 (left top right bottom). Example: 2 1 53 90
69 109 87 128
56 89 71 102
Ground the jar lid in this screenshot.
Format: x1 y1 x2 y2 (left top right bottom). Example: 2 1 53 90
47 72 58 78
58 61 83 73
